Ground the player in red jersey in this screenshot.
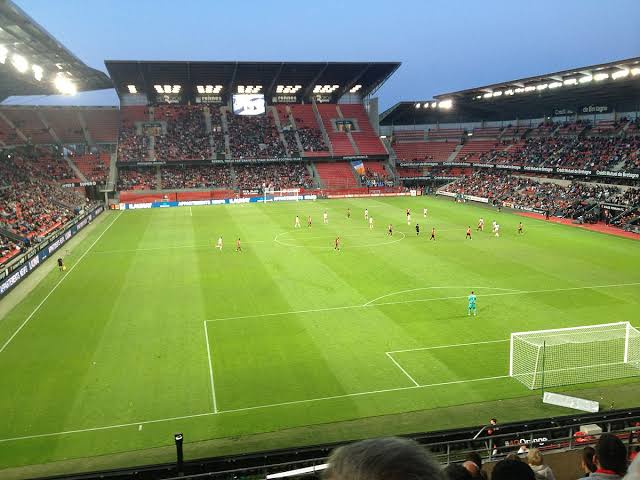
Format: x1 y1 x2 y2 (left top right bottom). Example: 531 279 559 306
307 215 312 228
236 238 242 252
466 226 472 239
430 227 436 240
334 236 340 251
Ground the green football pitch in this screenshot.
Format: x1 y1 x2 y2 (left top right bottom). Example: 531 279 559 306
1 196 639 476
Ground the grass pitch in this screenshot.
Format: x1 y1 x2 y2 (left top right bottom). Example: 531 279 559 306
0 196 639 475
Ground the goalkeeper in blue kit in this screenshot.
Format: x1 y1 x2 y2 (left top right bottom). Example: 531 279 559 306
468 291 477 316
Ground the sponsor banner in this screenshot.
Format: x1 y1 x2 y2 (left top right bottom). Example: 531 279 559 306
399 162 439 167
123 195 318 210
0 205 104 298
327 192 411 199
557 167 591 176
344 155 369 161
61 181 98 188
524 166 554 173
436 191 456 198
496 164 522 171
580 104 609 115
595 170 640 180
475 163 495 169
443 162 471 167
553 108 575 116
601 203 628 212
543 392 599 413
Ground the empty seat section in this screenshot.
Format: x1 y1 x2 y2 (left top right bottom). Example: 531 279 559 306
315 162 357 188
316 105 355 156
392 141 457 162
83 109 120 143
339 104 387 155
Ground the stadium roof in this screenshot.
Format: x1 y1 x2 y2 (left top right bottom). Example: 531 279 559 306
105 60 401 103
0 1 112 101
381 57 640 125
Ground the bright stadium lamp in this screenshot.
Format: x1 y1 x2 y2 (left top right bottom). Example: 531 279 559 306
205 85 214 93
423 102 430 108
579 75 592 84
536 83 548 91
172 85 181 93
154 85 163 93
54 74 76 95
0 45 7 64
563 78 578 86
32 65 43 81
415 103 421 109
593 72 609 81
524 86 536 92
127 85 138 93
514 87 525 93
438 99 453 109
483 92 492 99
163 84 171 92
548 82 562 89
611 69 629 80
504 89 514 95
276 85 283 93
492 91 502 97
11 54 28 73
196 85 205 94
631 67 640 76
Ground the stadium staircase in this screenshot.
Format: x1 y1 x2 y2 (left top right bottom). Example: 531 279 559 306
106 153 118 190
65 156 87 182
447 143 464 162
315 162 359 188
219 107 232 157
289 104 330 156
307 162 321 187
335 105 360 154
284 106 305 154
311 99 335 156
269 106 292 156
35 110 60 143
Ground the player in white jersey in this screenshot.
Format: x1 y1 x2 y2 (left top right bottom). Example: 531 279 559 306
294 215 301 228
423 208 428 218
494 223 500 237
491 220 497 233
323 211 328 224
369 216 374 229
407 212 411 225
477 218 484 231
215 236 223 251
364 208 369 220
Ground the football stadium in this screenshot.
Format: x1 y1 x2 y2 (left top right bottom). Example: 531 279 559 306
0 1 639 479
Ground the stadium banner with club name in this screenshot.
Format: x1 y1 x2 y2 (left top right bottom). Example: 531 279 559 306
398 162 639 180
0 205 105 298
61 181 98 188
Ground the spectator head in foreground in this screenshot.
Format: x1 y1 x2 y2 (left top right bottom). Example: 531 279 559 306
594 434 627 477
625 452 640 480
491 459 535 480
443 464 472 480
527 448 555 479
581 446 597 477
323 437 444 480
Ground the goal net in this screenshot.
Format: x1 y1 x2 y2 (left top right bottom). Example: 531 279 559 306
510 322 640 390
264 188 301 203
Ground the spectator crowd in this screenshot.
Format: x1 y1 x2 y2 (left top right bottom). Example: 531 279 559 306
155 105 211 161
228 113 286 158
160 165 232 189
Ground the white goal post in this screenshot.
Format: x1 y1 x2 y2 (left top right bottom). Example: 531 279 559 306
509 322 640 390
264 188 301 203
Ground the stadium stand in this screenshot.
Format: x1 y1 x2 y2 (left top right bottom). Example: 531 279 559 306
280 104 329 156
81 108 120 143
315 161 358 188
227 110 286 158
393 139 458 162
42 108 86 144
70 152 110 182
154 104 211 161
117 167 157 190
0 108 53 144
235 162 313 190
161 165 232 189
360 161 390 186
0 233 21 265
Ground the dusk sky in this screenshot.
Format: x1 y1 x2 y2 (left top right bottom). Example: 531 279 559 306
10 0 640 109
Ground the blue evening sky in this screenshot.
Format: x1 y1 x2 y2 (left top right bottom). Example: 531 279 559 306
9 0 640 109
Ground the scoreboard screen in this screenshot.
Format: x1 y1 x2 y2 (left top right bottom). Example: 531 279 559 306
232 94 265 115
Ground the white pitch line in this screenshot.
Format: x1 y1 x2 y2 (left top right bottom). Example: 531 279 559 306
0 374 510 443
0 212 122 355
93 241 267 255
220 374 510 414
189 206 193 217
386 352 419 386
203 321 218 413
0 411 214 443
387 339 509 355
206 282 640 323
363 286 522 307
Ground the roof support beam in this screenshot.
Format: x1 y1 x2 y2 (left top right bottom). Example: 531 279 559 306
335 64 370 100
36 111 60 143
0 112 28 143
266 62 285 97
302 63 329 100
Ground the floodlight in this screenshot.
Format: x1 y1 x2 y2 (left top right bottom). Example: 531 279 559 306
593 73 608 81
548 82 562 89
504 89 514 95
172 85 181 93
563 78 577 86
32 65 43 81
350 84 362 93
11 54 28 73
154 85 163 93
524 86 536 92
162 85 170 93
431 102 437 108
415 103 421 109
514 88 525 93
0 45 7 64
611 69 629 80
492 91 502 97
578 75 592 84
631 68 640 76
483 92 492 99
54 74 76 95
276 85 283 93
197 85 205 93
536 84 548 91
127 84 137 93
438 99 453 109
